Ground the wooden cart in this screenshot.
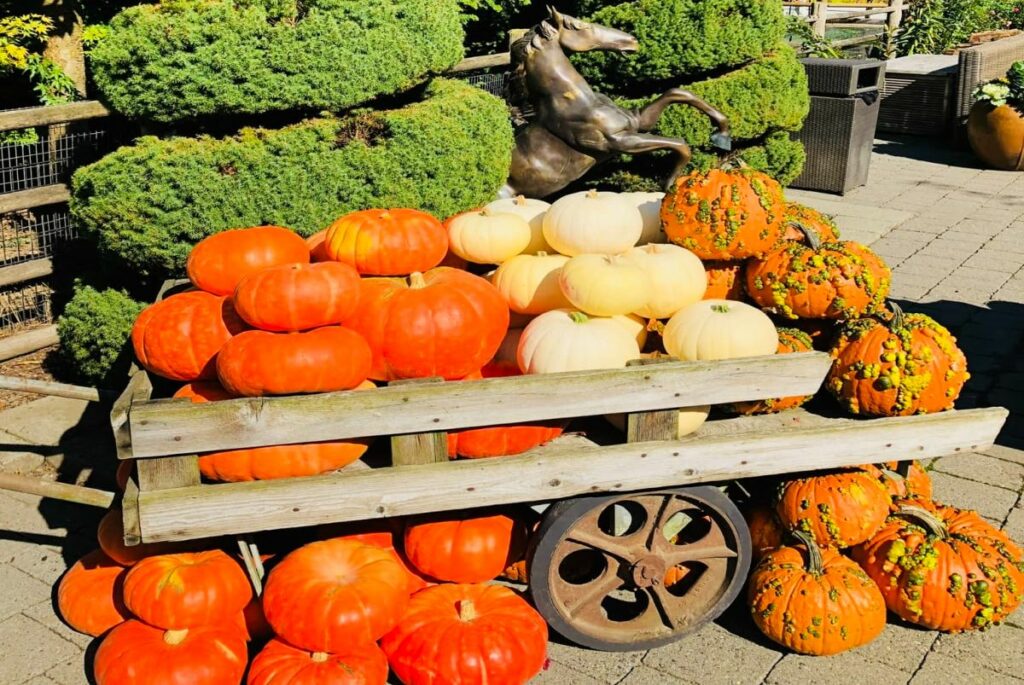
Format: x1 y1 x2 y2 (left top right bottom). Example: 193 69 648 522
111 334 1007 652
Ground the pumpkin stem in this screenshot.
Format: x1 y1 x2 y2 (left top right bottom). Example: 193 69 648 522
791 222 822 250
878 467 906 489
514 195 527 205
791 530 825 576
163 628 189 646
897 505 949 540
887 301 905 331
457 599 478 621
311 652 329 663
408 272 427 289
585 189 599 199
710 303 730 314
480 207 493 217
568 311 590 324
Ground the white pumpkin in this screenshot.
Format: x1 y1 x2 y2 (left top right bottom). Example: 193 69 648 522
621 243 706 319
447 208 532 264
542 190 642 256
624 191 667 245
484 195 552 254
605 404 710 437
518 310 640 374
492 252 571 315
558 254 650 317
612 313 649 349
663 299 779 361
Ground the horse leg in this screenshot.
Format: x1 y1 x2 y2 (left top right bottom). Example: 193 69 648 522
635 88 731 151
606 131 692 191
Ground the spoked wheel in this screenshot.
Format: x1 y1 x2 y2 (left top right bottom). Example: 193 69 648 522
528 486 751 651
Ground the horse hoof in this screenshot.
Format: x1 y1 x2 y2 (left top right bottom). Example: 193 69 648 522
711 131 732 152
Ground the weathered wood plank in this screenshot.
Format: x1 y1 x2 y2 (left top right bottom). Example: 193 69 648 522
136 457 201 492
0 258 53 288
0 374 111 402
135 408 1007 542
111 368 153 460
0 184 70 214
0 473 113 508
389 377 448 466
127 352 832 458
450 52 511 73
0 325 59 362
0 100 110 132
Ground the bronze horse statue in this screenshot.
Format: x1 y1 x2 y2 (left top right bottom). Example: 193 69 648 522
501 6 732 199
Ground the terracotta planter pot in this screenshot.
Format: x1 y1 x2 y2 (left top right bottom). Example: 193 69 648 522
968 102 1024 171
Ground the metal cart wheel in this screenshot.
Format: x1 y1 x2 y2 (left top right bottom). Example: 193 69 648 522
528 486 751 651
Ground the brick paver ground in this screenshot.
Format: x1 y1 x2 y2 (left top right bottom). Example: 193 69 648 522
1 135 1022 684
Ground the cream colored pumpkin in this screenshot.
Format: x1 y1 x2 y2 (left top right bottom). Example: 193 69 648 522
484 195 551 254
558 254 649 317
612 313 648 348
621 243 706 319
624 192 667 245
492 252 571 315
447 208 532 264
542 190 643 256
605 404 710 437
518 310 640 374
663 299 778 361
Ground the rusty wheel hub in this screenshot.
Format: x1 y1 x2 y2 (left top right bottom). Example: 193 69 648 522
631 555 667 588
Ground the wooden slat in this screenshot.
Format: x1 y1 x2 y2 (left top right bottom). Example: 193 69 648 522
111 368 153 460
389 378 448 466
0 374 112 402
135 408 1007 542
0 185 70 214
0 258 53 288
0 101 110 132
0 325 58 362
127 352 833 458
450 53 511 73
0 473 114 508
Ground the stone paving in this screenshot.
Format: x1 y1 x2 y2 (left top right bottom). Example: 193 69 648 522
1 135 1023 684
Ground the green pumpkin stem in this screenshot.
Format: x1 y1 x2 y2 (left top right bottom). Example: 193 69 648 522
887 301 906 331
791 222 822 250
791 529 825 576
897 505 949 540
568 311 590 324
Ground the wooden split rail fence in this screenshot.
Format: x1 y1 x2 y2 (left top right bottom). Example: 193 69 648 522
785 0 904 51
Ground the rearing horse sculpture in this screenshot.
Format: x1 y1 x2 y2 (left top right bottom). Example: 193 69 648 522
502 6 732 199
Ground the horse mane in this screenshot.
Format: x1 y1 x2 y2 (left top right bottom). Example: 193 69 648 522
507 14 587 124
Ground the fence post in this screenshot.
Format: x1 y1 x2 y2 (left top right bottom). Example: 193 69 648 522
887 0 904 34
813 0 828 38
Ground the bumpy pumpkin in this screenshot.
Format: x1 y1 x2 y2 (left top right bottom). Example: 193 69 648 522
793 317 837 351
122 550 252 629
620 243 706 319
57 549 129 637
852 504 1024 631
248 638 389 685
746 504 785 560
775 469 891 548
517 310 640 374
381 583 548 685
782 202 840 243
446 208 532 264
492 252 571 315
484 195 551 254
217 326 371 396
746 226 891 320
98 508 183 566
748 531 887 655
132 291 247 381
558 254 650 317
662 168 786 260
324 208 448 276
404 511 529 583
703 260 746 300
543 189 642 256
727 328 815 414
827 304 969 416
94 620 248 685
187 225 310 296
861 461 933 506
232 261 361 332
663 299 778 362
174 382 368 481
347 268 509 381
263 539 409 652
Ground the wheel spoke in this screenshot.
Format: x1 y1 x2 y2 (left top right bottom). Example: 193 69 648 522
565 528 635 562
647 584 688 631
643 495 675 550
562 569 623 618
663 519 737 564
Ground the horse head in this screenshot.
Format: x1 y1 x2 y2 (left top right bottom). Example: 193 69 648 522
543 5 638 55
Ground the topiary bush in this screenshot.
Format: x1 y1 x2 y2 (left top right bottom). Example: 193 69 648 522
57 284 144 385
72 79 513 277
89 0 465 122
574 0 786 93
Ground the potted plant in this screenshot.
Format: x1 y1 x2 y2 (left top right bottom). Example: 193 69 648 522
968 60 1024 171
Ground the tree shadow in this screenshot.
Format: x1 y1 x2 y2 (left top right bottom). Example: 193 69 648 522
873 133 982 168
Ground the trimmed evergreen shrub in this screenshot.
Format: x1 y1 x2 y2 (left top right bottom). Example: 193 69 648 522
574 0 786 93
89 0 465 122
71 79 513 277
57 284 144 385
690 131 806 184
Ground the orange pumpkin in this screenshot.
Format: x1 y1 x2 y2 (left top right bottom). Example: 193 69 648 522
746 504 785 560
775 469 891 548
346 268 509 381
97 508 183 566
781 202 840 243
122 550 252 629
861 461 933 505
748 531 886 655
853 504 1024 631
661 168 786 260
381 584 548 685
324 208 448 276
306 229 330 262
827 304 969 416
248 638 389 685
263 539 409 652
217 326 371 396
403 511 529 583
132 291 247 381
115 460 133 491
702 260 746 300
94 620 247 685
325 525 432 596
241 597 273 643
187 225 310 296
746 227 891 320
727 328 814 414
57 549 129 637
174 381 368 481
232 262 361 332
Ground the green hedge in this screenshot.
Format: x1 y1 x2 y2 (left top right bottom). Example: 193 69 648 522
621 46 809 145
574 0 786 93
72 79 513 276
89 0 465 122
57 284 144 385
